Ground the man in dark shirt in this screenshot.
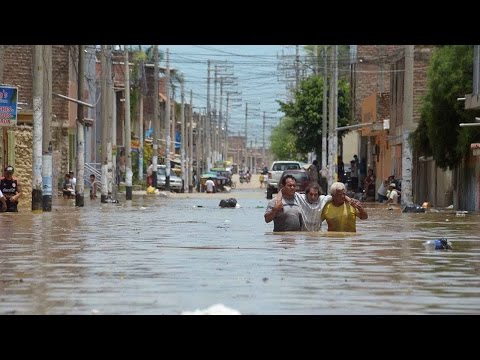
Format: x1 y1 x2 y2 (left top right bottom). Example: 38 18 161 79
0 165 22 212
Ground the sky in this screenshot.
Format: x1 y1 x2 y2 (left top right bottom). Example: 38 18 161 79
158 45 299 148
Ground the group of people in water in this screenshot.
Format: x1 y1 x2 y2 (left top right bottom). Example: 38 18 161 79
264 174 368 233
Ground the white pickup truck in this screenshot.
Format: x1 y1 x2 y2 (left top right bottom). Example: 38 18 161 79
266 161 303 199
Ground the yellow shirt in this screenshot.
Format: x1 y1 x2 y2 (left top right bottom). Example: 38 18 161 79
321 202 358 232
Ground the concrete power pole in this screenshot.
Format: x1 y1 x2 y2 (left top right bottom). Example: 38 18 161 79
225 93 230 160
322 47 328 172
180 81 185 192
219 77 223 162
295 45 300 89
32 45 43 212
244 102 248 168
138 60 144 184
124 46 132 200
206 60 211 172
327 46 335 188
333 45 338 183
101 45 113 203
262 111 266 167
402 45 414 206
152 46 159 189
42 45 52 211
188 90 193 193
165 49 171 191
327 45 339 188
109 70 115 201
76 45 85 207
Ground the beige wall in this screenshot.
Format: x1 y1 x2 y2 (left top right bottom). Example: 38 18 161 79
343 131 358 164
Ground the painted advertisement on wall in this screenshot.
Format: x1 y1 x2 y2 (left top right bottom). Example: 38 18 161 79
0 85 18 127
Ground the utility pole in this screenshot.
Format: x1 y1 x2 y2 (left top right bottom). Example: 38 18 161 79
219 77 224 162
327 45 339 188
100 46 108 202
262 111 266 167
165 48 171 191
32 45 43 212
333 45 338 183
295 45 300 89
152 46 159 189
402 45 414 206
322 47 328 175
138 59 144 185
76 45 85 207
188 90 193 193
224 92 230 160
213 64 218 163
206 60 211 172
110 78 116 201
42 45 52 211
124 46 132 200
180 81 185 192
244 102 248 168
101 45 114 202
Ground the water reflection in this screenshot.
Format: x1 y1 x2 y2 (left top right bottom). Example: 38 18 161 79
1 192 479 314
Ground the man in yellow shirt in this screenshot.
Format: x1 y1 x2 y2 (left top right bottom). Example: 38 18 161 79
321 182 368 232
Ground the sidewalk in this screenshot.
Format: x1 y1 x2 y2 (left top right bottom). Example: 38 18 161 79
130 173 267 200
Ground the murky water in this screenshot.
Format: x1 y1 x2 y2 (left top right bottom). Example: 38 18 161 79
1 189 479 314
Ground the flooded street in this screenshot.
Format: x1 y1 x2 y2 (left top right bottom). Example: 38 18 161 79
1 186 480 314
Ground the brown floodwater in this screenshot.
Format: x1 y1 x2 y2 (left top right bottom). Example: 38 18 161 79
1 188 479 314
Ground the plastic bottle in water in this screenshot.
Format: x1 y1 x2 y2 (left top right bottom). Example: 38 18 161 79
423 238 452 250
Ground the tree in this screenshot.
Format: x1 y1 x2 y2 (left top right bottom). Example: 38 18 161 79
412 45 480 169
269 117 301 160
277 75 350 159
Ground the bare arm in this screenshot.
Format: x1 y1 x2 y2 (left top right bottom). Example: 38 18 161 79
264 195 284 223
0 193 6 211
349 199 368 219
11 182 21 203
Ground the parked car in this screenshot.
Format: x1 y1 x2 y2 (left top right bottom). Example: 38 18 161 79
266 160 303 199
157 165 183 192
279 169 310 193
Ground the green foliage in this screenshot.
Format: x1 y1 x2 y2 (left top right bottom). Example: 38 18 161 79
276 75 350 159
143 142 152 170
269 117 301 160
415 45 480 169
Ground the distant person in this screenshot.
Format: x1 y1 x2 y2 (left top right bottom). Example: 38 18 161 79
89 174 97 199
259 172 265 188
386 183 399 206
350 156 359 192
337 156 345 183
377 179 388 203
359 157 367 191
364 169 375 199
264 175 302 232
0 189 7 212
62 173 75 199
205 177 215 193
308 159 319 185
319 167 328 196
321 182 368 232
147 163 153 186
0 165 22 212
69 171 77 188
